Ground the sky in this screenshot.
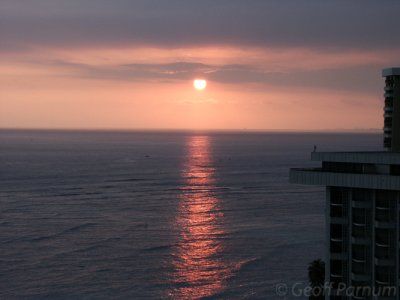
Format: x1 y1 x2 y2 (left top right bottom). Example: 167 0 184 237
1 0 400 130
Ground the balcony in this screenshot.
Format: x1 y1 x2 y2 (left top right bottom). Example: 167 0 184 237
384 122 392 129
331 272 344 281
352 259 367 280
331 226 343 242
331 240 344 253
375 220 396 229
352 246 367 263
352 212 367 227
375 245 390 259
352 296 367 300
375 208 394 227
375 205 390 211
352 225 368 241
351 200 371 209
376 207 391 214
385 97 393 105
376 233 391 247
384 137 392 148
328 294 343 300
331 217 348 224
374 257 394 266
384 106 393 113
384 91 394 98
383 129 392 138
331 252 347 260
376 241 390 248
384 127 392 133
352 236 370 245
375 278 391 286
384 111 393 118
352 256 366 263
384 86 394 92
351 273 370 281
331 205 344 218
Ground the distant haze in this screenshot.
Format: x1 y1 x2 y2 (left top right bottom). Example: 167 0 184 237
1 0 399 130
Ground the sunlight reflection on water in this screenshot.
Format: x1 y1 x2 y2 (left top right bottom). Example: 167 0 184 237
169 135 230 299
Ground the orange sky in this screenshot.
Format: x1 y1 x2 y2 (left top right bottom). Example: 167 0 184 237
1 1 399 131
0 45 390 130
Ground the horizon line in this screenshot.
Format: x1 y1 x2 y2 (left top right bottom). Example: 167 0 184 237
0 126 382 134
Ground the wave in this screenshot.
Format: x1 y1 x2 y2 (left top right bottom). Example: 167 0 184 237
141 244 175 253
28 222 97 242
107 178 148 183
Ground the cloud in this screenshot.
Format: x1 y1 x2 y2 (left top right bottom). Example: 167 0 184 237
1 0 400 51
17 58 384 95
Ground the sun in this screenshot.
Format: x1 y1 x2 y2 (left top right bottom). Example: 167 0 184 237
193 79 207 90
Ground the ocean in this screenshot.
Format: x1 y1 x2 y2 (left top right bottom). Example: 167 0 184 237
0 130 382 299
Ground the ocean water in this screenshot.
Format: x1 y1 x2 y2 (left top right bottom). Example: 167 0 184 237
0 130 381 299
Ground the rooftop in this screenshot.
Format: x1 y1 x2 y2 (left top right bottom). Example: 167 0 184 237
311 151 400 164
382 67 400 77
290 168 400 190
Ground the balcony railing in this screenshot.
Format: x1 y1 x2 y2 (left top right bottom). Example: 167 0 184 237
331 205 344 218
375 244 391 258
351 200 371 209
351 273 370 281
374 257 394 266
331 273 344 281
384 106 393 113
331 252 347 260
384 86 394 91
331 217 348 224
375 220 396 229
352 224 367 238
352 236 370 245
331 240 344 253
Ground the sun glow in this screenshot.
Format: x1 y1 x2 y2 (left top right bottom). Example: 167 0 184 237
193 79 207 90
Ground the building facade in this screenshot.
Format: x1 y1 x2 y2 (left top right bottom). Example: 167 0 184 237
290 68 400 300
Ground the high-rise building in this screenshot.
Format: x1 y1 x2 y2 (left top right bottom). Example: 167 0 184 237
383 68 400 151
290 68 400 300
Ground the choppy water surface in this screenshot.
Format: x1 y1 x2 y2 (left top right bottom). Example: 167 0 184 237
0 130 381 299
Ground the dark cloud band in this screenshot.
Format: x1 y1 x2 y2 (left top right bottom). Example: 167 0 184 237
1 0 400 50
